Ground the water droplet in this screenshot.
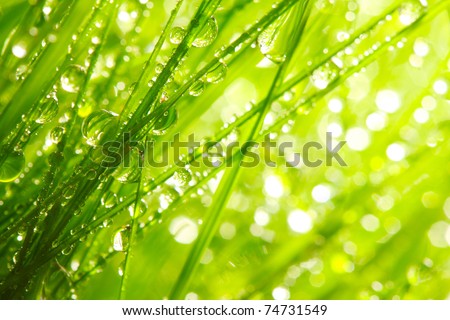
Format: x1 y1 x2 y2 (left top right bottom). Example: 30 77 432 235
192 17 218 48
16 65 28 80
118 261 125 276
150 107 177 136
63 186 75 200
103 219 113 228
60 65 86 93
257 9 295 64
113 146 142 183
62 245 73 255
310 63 339 89
113 226 130 252
81 110 118 146
101 192 118 208
85 169 97 180
35 93 59 124
0 151 25 183
155 63 164 74
174 168 192 186
50 126 65 144
169 26 186 45
399 1 424 26
206 62 227 84
189 80 205 96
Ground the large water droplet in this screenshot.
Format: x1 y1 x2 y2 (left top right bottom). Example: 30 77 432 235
50 126 65 144
101 192 118 208
174 168 192 186
0 151 25 183
150 107 177 136
60 65 86 93
113 226 130 252
35 93 59 124
169 26 186 45
81 110 118 146
63 186 75 200
189 80 205 96
257 10 295 64
398 1 425 26
259 3 310 63
113 146 142 183
192 17 218 48
310 63 340 90
206 62 227 84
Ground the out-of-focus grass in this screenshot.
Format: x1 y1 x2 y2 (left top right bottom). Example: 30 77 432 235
0 0 449 300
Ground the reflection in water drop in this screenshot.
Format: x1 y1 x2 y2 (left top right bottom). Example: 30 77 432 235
310 63 340 90
398 1 425 26
0 151 25 183
192 17 218 48
36 93 59 124
173 168 192 186
50 126 65 144
206 62 227 84
113 226 130 252
81 110 118 146
60 65 86 93
101 191 118 208
150 107 177 136
169 26 186 45
189 80 205 96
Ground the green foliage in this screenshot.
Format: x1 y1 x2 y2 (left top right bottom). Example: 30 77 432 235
0 0 449 300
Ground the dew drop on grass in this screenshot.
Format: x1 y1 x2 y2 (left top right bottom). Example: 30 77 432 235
60 64 86 93
113 226 130 252
398 0 425 26
15 65 28 81
169 26 186 45
81 110 118 146
118 261 125 276
62 246 73 256
0 151 25 183
173 168 192 186
101 192 118 208
150 107 177 136
50 126 65 144
189 80 205 96
35 93 59 124
192 17 218 48
155 63 164 74
257 8 297 64
310 63 340 90
257 21 286 63
206 62 227 84
63 186 75 200
113 146 142 183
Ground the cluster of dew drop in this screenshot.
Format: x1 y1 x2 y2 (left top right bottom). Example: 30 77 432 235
166 16 227 100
